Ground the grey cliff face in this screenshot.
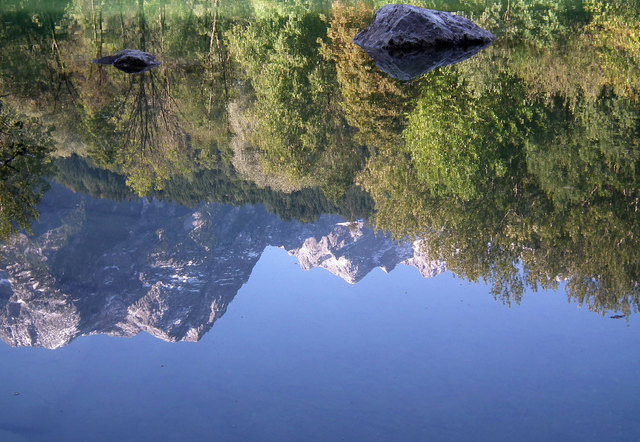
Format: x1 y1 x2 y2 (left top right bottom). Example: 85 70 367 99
92 49 161 74
287 220 445 284
354 4 496 50
0 185 445 349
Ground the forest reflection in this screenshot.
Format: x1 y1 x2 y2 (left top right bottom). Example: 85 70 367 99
1 0 639 315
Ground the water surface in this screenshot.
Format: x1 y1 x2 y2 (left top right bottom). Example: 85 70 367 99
1 0 639 440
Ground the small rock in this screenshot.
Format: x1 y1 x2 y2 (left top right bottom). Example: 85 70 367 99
92 49 161 74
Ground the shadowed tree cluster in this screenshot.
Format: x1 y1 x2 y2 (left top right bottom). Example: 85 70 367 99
0 102 54 243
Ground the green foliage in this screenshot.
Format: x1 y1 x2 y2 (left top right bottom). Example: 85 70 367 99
227 9 363 197
358 0 640 314
527 89 640 207
0 102 54 242
468 0 583 47
153 169 373 222
405 70 538 200
361 64 640 315
52 154 373 222
248 0 333 18
319 1 414 151
584 0 640 96
52 155 134 201
84 72 192 196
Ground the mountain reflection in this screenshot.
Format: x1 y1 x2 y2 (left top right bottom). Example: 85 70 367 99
0 184 443 349
1 0 640 342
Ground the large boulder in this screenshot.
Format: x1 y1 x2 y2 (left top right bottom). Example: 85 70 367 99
354 4 495 50
361 43 493 81
92 49 161 74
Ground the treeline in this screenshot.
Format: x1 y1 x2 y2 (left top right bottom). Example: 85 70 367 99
348 0 640 314
52 155 374 222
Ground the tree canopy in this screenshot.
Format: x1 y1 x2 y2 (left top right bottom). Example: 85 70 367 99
0 101 54 243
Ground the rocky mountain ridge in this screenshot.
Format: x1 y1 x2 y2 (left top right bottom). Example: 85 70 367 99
0 185 445 348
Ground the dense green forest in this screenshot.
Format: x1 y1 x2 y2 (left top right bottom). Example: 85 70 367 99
1 0 639 314
0 102 54 241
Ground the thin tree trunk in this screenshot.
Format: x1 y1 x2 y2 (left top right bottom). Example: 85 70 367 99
138 0 146 51
209 0 219 62
159 5 165 55
91 0 98 42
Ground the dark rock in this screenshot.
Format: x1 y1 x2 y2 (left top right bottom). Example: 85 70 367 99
354 4 495 50
359 42 492 81
92 49 161 74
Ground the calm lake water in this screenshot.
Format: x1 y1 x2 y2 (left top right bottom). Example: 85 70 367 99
1 0 640 440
